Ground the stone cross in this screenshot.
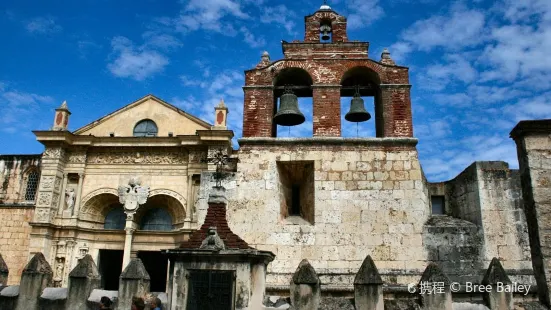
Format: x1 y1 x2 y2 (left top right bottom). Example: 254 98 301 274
202 149 230 187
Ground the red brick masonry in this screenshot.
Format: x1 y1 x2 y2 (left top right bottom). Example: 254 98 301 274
180 203 251 250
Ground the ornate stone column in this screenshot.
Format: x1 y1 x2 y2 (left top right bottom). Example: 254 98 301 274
73 173 85 216
57 173 68 215
118 177 150 271
123 224 136 271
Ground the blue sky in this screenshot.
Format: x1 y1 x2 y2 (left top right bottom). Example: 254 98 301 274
1 0 550 182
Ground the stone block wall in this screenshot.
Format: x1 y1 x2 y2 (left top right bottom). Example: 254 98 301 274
511 119 551 306
0 155 41 204
439 162 532 272
195 138 430 289
0 207 33 285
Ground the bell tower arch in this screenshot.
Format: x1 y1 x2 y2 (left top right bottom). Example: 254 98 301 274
242 3 413 138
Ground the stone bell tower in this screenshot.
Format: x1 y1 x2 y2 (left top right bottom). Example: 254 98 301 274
235 3 425 295
242 2 412 138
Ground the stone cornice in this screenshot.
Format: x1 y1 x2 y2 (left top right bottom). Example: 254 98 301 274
163 248 276 265
33 130 233 147
238 137 418 147
510 119 551 140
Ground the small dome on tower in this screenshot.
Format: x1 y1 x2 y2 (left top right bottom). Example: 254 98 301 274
320 1 331 10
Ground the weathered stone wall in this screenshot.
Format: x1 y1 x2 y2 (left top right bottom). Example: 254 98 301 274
196 138 430 289
477 163 531 270
427 161 533 287
511 120 551 307
442 162 532 271
0 207 33 285
0 155 41 205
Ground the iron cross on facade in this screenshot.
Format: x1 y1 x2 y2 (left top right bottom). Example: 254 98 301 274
202 149 230 187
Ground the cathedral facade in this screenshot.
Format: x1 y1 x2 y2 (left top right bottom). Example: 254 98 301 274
0 3 547 307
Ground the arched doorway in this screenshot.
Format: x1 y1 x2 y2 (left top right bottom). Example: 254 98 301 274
134 194 185 292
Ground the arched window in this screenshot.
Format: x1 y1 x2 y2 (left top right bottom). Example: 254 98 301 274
133 119 158 137
24 170 40 201
140 208 172 231
104 206 125 230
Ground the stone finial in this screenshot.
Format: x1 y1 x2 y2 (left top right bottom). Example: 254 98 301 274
52 100 71 131
482 258 513 310
23 252 53 275
354 255 383 285
256 51 272 68
59 100 68 110
482 258 511 285
380 48 396 66
354 255 384 310
213 99 229 129
67 254 101 310
118 258 150 310
199 227 226 251
419 262 450 285
292 259 319 284
121 258 150 280
291 259 320 310
18 253 53 310
69 254 100 279
418 263 452 310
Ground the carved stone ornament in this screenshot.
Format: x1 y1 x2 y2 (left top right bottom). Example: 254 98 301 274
54 177 62 191
189 150 207 163
37 192 53 206
40 176 55 190
43 147 64 159
52 193 60 209
35 207 50 222
118 177 150 212
199 227 226 251
67 151 87 164
87 151 186 165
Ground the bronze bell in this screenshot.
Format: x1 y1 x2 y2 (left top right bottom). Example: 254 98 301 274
274 89 305 126
320 24 331 41
345 92 371 122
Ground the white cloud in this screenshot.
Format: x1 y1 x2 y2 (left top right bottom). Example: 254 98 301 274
142 31 183 51
107 36 169 81
259 4 298 35
240 26 266 48
416 119 452 139
172 0 248 33
77 40 102 59
502 92 551 122
25 16 62 34
345 0 385 29
0 86 54 133
394 6 485 59
387 42 412 63
179 69 244 134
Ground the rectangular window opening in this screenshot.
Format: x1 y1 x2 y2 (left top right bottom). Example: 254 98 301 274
277 161 315 224
431 196 445 215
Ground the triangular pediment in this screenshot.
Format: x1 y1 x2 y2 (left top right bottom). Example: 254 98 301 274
73 95 212 137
